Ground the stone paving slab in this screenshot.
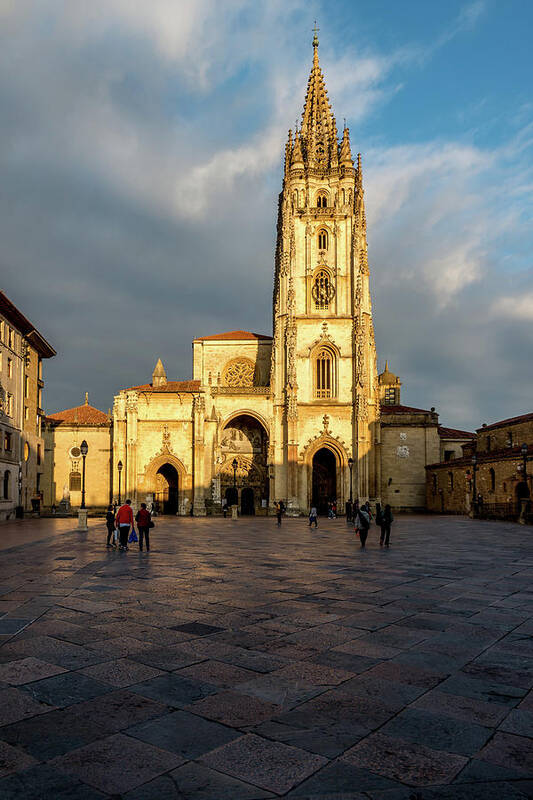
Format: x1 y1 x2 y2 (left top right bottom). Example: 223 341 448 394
0 514 532 797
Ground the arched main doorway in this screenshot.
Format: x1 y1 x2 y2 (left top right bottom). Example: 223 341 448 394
156 463 179 515
219 414 268 514
312 448 336 515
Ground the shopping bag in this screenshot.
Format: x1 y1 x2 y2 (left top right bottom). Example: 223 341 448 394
128 527 138 543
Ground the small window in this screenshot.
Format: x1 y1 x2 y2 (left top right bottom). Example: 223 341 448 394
448 471 454 491
69 471 81 491
315 347 336 399
489 468 495 493
318 229 328 250
317 192 327 208
24 375 29 398
444 450 454 462
7 359 12 378
37 444 41 465
383 387 397 405
3 470 10 499
4 432 11 451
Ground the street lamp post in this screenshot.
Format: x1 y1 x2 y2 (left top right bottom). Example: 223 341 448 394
80 440 88 509
471 453 478 518
519 443 530 525
117 460 123 505
347 457 354 523
231 458 238 519
78 440 89 531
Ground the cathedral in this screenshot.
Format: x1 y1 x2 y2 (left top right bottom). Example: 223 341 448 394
43 36 472 516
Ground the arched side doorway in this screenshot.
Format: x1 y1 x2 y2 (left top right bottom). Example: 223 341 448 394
156 463 179 515
219 414 268 514
312 447 336 515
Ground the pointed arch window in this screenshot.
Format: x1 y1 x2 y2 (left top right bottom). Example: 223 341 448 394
489 468 496 493
312 269 334 310
318 229 328 250
314 346 337 399
69 471 81 492
317 192 327 208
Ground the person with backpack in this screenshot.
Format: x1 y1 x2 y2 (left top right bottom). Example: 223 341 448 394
309 505 318 528
115 499 134 551
355 505 370 548
135 502 152 552
381 504 394 548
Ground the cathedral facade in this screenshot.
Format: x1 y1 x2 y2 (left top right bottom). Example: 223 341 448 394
43 38 473 517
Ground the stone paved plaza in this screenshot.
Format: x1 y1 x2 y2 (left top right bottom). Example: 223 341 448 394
0 514 532 799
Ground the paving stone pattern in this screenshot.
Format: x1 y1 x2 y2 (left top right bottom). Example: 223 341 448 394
0 514 532 798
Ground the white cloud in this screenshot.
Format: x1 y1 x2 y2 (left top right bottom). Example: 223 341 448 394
491 293 533 321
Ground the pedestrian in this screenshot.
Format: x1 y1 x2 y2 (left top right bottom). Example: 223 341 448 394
135 502 152 552
275 501 282 527
332 500 337 518
115 499 134 551
105 505 116 548
381 504 393 548
309 505 318 528
356 505 370 548
279 500 286 515
375 502 384 546
327 502 333 519
222 497 228 518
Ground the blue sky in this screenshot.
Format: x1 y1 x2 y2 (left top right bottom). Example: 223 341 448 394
0 0 532 429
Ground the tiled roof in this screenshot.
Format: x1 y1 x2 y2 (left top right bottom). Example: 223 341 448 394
194 330 272 341
438 426 475 440
0 291 56 358
426 442 533 470
381 404 434 415
127 380 201 392
47 404 109 425
478 412 533 432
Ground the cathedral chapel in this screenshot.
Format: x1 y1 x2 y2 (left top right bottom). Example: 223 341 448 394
43 36 473 516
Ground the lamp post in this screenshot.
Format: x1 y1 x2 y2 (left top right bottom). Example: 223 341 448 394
117 460 123 505
80 440 88 509
347 457 354 523
471 453 478 517
231 458 238 519
77 440 89 531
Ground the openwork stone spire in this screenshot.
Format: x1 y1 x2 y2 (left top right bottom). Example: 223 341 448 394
300 32 337 168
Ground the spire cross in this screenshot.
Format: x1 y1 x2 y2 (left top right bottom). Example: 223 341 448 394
312 21 319 46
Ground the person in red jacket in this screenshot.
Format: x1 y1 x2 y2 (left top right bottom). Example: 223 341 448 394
135 503 152 552
115 499 134 550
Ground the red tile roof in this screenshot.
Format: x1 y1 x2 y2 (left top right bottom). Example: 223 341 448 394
127 380 201 392
47 404 109 425
194 330 272 341
438 426 475 440
381 404 434 415
478 412 533 432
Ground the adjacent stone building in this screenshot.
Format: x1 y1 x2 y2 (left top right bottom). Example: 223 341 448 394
0 291 55 521
426 412 533 517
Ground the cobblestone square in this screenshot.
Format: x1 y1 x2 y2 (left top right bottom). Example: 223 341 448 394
0 514 532 798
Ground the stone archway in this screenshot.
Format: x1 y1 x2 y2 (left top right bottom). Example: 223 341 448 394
312 448 336 515
155 463 179 515
218 414 268 513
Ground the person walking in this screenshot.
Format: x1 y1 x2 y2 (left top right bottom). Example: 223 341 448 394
136 502 152 552
116 499 134 551
275 502 282 527
356 505 370 548
309 505 318 528
222 497 228 518
105 505 116 548
381 504 393 548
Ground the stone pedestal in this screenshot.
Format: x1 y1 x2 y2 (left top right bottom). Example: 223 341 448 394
77 509 88 531
231 505 238 520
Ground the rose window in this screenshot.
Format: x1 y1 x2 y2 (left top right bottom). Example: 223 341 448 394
223 359 255 387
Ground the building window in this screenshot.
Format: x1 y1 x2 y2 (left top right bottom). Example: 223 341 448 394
24 442 30 461
7 359 12 378
486 435 491 451
24 375 29 398
318 229 328 250
448 471 454 491
315 347 336 399
3 470 10 499
69 471 81 491
4 431 11 451
312 270 334 310
37 444 41 465
7 328 13 349
6 395 13 416
383 387 397 405
317 192 327 208
489 467 495 493
444 450 454 462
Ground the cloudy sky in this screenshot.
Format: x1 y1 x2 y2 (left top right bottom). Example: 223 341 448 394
1 0 531 430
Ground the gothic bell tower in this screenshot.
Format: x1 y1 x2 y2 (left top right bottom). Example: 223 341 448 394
271 30 380 513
